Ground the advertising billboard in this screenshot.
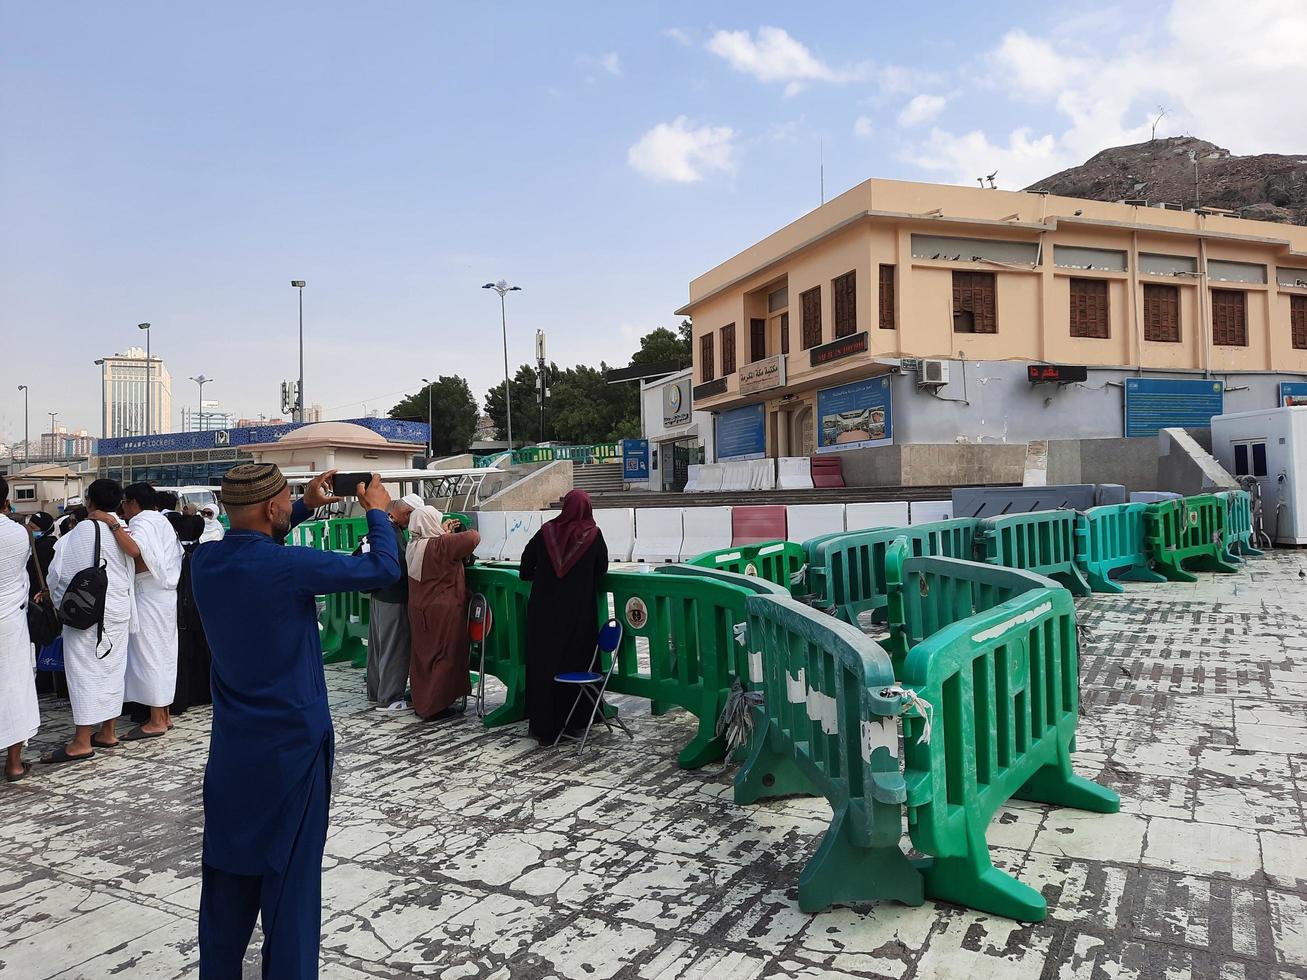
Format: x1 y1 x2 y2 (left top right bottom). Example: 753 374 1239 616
816 376 893 453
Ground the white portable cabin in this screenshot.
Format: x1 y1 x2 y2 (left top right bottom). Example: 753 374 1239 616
1210 406 1307 545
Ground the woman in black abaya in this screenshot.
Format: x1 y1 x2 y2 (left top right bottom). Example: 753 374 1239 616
520 490 608 744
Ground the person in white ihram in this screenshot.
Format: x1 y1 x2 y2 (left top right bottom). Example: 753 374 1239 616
0 477 41 781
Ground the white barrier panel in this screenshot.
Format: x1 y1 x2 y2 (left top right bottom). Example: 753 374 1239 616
721 462 751 491
680 506 734 560
683 465 702 493
594 508 636 561
697 464 725 493
473 511 508 561
752 459 776 491
500 511 542 562
786 504 845 543
909 500 953 524
845 501 910 532
777 457 814 490
632 507 685 563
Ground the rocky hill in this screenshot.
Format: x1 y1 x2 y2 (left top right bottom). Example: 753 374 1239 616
1025 137 1307 225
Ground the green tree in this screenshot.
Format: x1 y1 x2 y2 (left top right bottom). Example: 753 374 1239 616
388 376 478 456
484 364 554 444
629 320 692 367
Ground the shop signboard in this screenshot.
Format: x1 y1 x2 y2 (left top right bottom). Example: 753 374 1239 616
815 376 893 453
738 355 786 396
662 378 691 427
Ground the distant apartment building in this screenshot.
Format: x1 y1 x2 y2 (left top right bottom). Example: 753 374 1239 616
37 426 94 459
679 178 1307 459
99 346 172 437
182 401 235 432
236 417 288 428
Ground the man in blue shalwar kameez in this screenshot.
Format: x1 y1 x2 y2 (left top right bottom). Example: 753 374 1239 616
192 464 401 979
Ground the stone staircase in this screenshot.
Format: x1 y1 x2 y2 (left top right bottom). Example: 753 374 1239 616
571 462 625 496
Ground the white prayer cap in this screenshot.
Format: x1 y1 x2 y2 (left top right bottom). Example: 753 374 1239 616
400 493 424 511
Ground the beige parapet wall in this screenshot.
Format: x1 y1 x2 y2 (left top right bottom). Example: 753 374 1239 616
477 459 574 512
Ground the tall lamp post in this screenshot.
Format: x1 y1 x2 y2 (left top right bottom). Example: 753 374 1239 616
482 280 521 450
93 360 107 438
137 322 152 434
291 281 306 422
189 375 213 431
421 378 434 456
17 385 28 463
47 412 58 459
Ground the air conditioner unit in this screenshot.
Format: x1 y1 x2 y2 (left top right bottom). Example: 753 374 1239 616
918 359 950 386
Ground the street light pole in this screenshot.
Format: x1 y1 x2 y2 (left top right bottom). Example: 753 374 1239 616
421 378 434 456
47 412 58 459
189 375 212 430
482 280 521 451
17 385 27 463
138 322 152 434
291 281 306 422
93 360 107 438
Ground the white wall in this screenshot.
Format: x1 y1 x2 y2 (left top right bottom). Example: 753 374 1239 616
641 369 716 491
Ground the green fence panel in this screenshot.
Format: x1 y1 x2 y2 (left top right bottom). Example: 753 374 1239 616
290 520 329 551
654 563 790 597
899 585 1119 921
734 593 924 913
1144 495 1240 583
465 564 759 769
684 540 808 596
318 550 371 666
1074 503 1166 594
1215 490 1263 560
807 519 980 627
976 510 1091 596
327 516 370 554
883 537 1052 667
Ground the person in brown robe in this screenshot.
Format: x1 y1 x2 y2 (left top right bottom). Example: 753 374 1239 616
406 506 480 721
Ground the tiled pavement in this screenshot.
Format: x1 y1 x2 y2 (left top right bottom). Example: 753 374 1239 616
1 553 1306 979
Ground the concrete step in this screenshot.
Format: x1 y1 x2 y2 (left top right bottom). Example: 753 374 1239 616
572 462 625 494
550 482 1013 510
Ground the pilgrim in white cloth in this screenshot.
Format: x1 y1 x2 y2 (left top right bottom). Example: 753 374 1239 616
43 478 138 764
122 483 184 740
199 502 226 543
0 478 40 782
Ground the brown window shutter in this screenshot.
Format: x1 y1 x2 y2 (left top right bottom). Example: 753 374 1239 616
1211 289 1247 347
952 271 997 333
780 312 790 354
1292 295 1307 350
1143 284 1180 342
878 265 896 329
700 333 714 382
750 318 766 362
1069 278 1109 339
720 323 736 374
832 271 857 338
801 287 822 349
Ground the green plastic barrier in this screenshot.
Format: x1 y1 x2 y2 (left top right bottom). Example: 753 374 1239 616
883 537 1051 667
1215 490 1263 560
684 540 807 596
807 519 980 627
734 593 924 914
1074 503 1166 594
318 550 371 666
327 516 369 554
899 576 1120 921
976 510 1091 596
465 563 758 769
1145 495 1240 582
290 520 329 550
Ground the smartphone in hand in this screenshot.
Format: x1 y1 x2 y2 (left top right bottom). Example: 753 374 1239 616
331 472 373 497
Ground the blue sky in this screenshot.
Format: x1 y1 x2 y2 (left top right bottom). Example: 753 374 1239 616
2 0 1301 444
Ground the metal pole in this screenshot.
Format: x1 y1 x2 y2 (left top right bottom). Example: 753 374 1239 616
18 386 27 463
298 287 304 423
500 292 513 450
100 364 107 438
145 329 151 435
428 386 434 455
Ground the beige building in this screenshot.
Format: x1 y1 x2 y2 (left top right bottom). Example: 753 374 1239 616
243 421 425 474
678 178 1307 457
100 345 172 437
5 464 87 517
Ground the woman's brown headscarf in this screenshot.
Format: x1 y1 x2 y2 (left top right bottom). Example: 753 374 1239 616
541 489 600 576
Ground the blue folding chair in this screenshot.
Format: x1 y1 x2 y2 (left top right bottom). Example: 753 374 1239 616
553 619 633 753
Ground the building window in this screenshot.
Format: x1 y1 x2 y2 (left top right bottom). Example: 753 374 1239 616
832 271 857 338
801 287 822 349
700 333 714 382
1211 289 1247 346
952 271 997 333
878 265 896 330
749 318 766 362
720 323 736 375
780 312 790 355
1233 441 1268 477
1069 278 1109 339
14 486 35 501
1291 295 1307 350
1143 283 1180 343
767 285 788 313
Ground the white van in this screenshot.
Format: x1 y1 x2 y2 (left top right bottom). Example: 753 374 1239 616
156 485 221 514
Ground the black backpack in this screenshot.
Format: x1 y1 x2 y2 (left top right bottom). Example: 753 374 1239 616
59 521 109 650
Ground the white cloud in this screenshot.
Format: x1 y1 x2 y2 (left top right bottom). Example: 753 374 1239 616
853 116 874 140
664 27 692 47
599 52 622 76
902 0 1307 189
897 94 947 127
628 117 737 183
705 26 866 93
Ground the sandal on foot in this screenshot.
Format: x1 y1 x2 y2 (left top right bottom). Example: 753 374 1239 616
39 747 95 765
122 725 166 742
5 762 32 782
91 735 120 749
